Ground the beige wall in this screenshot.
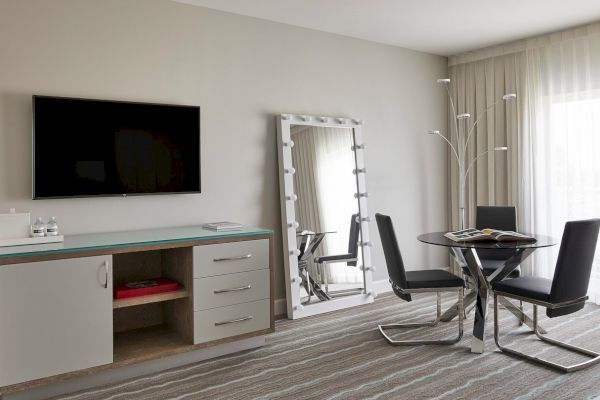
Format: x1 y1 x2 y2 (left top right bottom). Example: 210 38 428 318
0 0 448 300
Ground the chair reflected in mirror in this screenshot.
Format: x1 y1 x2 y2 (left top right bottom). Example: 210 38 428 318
314 213 363 298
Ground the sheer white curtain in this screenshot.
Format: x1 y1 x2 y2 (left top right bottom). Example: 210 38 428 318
523 26 600 302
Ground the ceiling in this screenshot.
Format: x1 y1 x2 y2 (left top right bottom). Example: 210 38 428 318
174 0 600 56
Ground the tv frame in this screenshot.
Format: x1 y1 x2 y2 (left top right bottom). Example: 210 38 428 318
32 95 201 200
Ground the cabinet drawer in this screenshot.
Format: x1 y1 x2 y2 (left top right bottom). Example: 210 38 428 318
194 299 270 344
194 269 269 311
193 239 269 278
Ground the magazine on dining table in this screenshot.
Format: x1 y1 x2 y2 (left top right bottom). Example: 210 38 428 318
444 228 536 243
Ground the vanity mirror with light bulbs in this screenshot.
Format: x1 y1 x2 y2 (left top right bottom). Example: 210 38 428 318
277 114 374 319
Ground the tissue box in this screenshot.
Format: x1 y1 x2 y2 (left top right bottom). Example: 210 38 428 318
0 212 31 240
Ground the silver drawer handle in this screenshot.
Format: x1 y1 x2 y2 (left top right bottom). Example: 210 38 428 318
214 315 254 326
213 254 252 262
214 285 252 294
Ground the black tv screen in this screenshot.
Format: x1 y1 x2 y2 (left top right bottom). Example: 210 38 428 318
33 96 200 199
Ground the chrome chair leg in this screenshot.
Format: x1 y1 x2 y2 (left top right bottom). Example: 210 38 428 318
379 288 464 346
494 294 600 372
519 300 524 326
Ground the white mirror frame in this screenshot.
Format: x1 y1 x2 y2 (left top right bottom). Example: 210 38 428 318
277 113 374 319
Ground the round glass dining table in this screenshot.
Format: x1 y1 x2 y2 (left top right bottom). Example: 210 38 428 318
417 231 558 353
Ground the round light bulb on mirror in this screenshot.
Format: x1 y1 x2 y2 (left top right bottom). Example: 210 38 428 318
336 117 346 124
301 115 311 122
351 144 365 151
281 114 291 120
283 140 294 148
502 93 517 100
352 119 363 125
289 249 300 256
294 304 304 311
368 291 377 298
286 194 298 201
287 221 299 229
319 116 328 123
427 130 440 135
457 113 471 120
353 168 367 175
494 146 508 151
437 78 451 84
354 192 369 199
284 168 296 175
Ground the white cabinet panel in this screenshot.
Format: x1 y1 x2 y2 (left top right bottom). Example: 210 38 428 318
193 269 269 311
193 239 269 278
194 299 270 344
0 256 113 387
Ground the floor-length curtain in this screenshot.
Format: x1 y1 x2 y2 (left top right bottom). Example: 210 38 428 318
522 25 600 302
448 22 600 303
447 54 525 232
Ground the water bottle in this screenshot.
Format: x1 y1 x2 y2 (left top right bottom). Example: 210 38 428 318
46 216 59 236
32 217 46 237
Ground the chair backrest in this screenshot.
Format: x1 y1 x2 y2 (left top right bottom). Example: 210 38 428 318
347 214 360 266
547 219 600 317
476 206 517 260
476 206 517 231
375 213 411 302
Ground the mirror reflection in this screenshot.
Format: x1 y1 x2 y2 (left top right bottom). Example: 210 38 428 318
291 125 365 304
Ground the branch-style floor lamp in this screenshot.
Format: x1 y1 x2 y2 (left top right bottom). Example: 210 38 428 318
429 78 516 230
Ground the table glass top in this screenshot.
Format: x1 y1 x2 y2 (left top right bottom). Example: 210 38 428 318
0 226 272 258
417 231 558 249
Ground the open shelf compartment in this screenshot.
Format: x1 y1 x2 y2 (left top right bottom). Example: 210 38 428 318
112 247 194 362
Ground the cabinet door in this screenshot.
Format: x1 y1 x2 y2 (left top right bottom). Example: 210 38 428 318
0 255 113 387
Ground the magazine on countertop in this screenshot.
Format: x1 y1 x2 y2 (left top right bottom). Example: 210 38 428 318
444 228 536 243
202 221 243 231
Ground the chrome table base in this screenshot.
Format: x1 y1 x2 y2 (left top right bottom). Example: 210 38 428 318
442 247 539 353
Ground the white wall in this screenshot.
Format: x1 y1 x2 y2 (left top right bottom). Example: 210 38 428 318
0 0 448 300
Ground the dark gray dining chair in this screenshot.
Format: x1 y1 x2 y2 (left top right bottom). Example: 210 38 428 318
314 214 359 295
475 206 520 278
492 219 600 372
376 213 464 345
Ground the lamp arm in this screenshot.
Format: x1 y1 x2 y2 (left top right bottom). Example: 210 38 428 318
463 100 500 155
434 131 461 167
445 84 461 145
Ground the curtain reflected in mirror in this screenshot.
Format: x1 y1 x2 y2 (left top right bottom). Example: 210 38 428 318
291 125 364 304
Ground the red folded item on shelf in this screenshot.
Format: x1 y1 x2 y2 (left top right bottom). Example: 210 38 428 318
114 277 180 299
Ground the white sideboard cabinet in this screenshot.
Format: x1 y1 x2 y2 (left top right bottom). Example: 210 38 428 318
0 226 274 396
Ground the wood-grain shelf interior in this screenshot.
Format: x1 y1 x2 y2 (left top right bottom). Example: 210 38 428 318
113 289 189 309
113 324 190 363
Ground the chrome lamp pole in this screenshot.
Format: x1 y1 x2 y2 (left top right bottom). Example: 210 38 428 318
428 78 516 230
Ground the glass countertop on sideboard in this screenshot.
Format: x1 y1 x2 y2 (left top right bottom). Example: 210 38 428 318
0 225 272 259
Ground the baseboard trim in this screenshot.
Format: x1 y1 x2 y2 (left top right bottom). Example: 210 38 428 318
274 279 392 319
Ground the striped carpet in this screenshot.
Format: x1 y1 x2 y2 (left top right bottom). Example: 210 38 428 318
53 293 600 400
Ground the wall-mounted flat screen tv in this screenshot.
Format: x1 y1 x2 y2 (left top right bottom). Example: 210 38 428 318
33 96 200 199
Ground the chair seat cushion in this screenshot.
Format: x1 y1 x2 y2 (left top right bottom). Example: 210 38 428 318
482 258 521 277
492 276 552 302
462 259 520 278
405 269 463 289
